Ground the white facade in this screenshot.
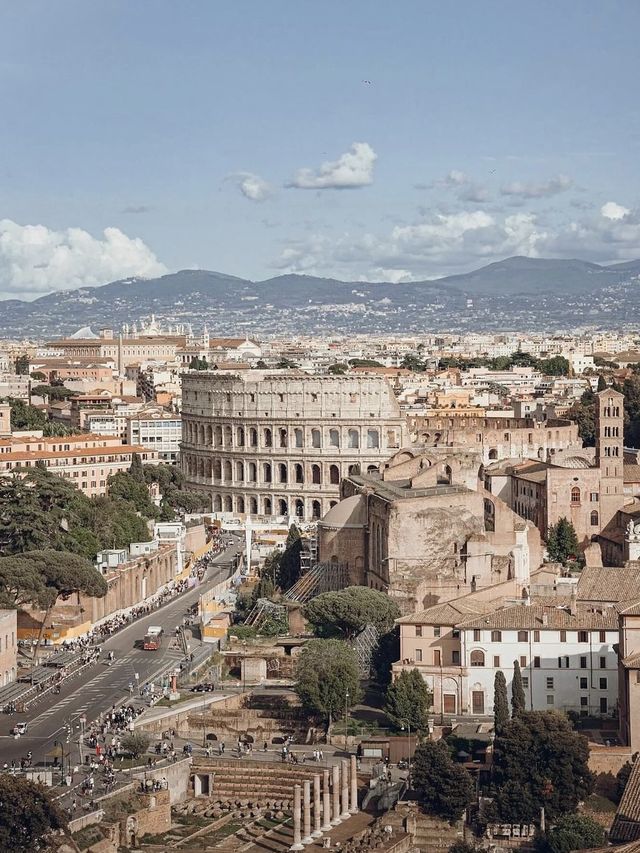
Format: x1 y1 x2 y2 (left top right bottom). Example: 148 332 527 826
127 412 182 462
395 602 619 720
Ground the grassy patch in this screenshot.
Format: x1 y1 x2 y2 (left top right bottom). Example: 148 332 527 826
72 825 105 850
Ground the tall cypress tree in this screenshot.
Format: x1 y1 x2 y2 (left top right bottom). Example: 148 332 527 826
597 374 607 392
494 670 509 733
511 660 526 717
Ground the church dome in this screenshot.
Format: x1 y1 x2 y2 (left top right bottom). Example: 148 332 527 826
318 495 367 529
558 456 592 469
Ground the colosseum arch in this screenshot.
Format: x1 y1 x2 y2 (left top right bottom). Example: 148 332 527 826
249 497 258 514
329 464 340 485
312 464 321 485
223 460 232 482
294 463 304 484
236 496 245 514
206 425 212 446
249 427 258 447
263 462 272 483
277 499 288 516
213 459 221 481
224 426 233 447
214 425 223 447
223 495 232 512
248 462 257 482
294 498 304 517
213 494 222 512
236 461 244 482
263 496 272 515
278 463 288 484
237 426 245 447
312 500 321 519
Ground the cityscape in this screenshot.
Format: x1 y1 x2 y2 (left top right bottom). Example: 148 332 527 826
1 3 640 853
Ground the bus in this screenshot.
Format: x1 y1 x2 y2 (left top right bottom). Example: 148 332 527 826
143 626 164 650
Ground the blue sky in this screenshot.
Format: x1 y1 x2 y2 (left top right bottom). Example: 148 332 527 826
1 0 639 299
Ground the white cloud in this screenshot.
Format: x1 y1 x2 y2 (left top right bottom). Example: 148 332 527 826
228 172 273 202
429 170 490 204
500 174 573 199
0 220 167 300
601 201 630 221
289 142 377 189
273 203 640 281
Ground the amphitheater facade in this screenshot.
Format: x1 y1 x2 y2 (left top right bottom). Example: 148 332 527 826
181 371 408 520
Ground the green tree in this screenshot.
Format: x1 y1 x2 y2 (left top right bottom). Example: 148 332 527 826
494 670 509 734
597 374 607 392
8 398 47 431
295 639 362 735
371 626 400 686
511 660 526 717
14 355 29 375
129 452 145 482
304 586 400 640
384 669 431 732
412 740 474 823
106 470 159 519
615 753 638 803
539 356 570 376
535 814 605 853
121 731 151 758
276 358 297 369
31 384 75 401
30 371 46 381
348 358 384 368
328 362 348 375
0 774 67 852
566 387 596 446
401 353 426 372
189 356 209 370
276 525 303 590
623 374 640 448
492 711 594 822
546 517 581 565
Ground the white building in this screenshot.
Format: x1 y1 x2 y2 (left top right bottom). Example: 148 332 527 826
394 598 619 720
127 410 182 462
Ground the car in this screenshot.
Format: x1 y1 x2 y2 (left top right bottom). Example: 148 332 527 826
12 722 28 736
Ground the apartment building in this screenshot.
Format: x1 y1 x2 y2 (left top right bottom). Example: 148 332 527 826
127 410 182 462
394 598 619 720
0 609 17 686
0 433 157 496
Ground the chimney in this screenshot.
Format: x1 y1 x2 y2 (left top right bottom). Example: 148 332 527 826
569 587 578 616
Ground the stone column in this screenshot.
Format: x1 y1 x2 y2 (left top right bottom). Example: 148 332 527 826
313 773 322 838
322 768 332 832
340 759 350 820
302 779 313 845
291 784 303 851
349 754 358 814
331 763 341 825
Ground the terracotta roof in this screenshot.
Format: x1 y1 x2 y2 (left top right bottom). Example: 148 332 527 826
626 465 640 482
397 597 495 626
578 565 640 603
612 759 640 841
460 603 618 631
0 444 151 462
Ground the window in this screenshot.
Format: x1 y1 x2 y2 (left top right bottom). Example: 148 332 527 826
473 629 481 641
415 648 422 662
571 487 581 504
578 631 588 643
415 626 422 637
311 428 321 448
534 630 540 642
517 630 529 642
493 655 500 667
347 429 359 449
600 697 608 714
433 650 441 666
452 650 460 664
600 656 606 669
560 629 567 642
580 656 587 669
520 656 527 667
599 677 607 690
433 627 441 638
329 428 340 448
599 630 606 643
491 630 502 642
580 696 588 707
367 429 379 449
590 492 599 502
546 677 554 689
522 676 529 688
534 656 541 668
580 677 588 689
590 510 599 527
470 650 485 667
547 695 555 705
452 629 460 638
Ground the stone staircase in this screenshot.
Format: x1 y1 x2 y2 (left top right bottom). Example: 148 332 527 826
383 802 464 852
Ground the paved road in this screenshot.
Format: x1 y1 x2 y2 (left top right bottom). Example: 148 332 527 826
0 538 242 768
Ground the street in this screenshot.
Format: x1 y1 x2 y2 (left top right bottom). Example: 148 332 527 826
0 537 242 769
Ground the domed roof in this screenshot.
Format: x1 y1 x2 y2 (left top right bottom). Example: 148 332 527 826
558 456 592 469
318 494 367 529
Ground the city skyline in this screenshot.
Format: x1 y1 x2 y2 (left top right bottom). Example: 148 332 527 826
1 1 640 300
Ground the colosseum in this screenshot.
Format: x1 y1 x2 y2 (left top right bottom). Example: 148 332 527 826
181 371 409 520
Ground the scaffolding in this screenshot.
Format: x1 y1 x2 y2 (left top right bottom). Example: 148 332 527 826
352 624 380 677
244 598 288 630
283 561 349 603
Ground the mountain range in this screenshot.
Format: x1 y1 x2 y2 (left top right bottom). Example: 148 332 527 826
1 256 640 339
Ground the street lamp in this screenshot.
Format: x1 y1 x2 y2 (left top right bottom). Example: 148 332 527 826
399 719 412 789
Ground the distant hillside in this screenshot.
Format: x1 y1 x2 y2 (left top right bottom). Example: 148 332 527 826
1 255 639 337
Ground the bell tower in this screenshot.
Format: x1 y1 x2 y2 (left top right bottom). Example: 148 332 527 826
595 388 624 530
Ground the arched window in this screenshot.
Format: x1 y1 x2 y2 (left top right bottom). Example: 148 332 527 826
278 499 288 516
571 487 581 504
264 428 272 448
249 427 258 447
249 497 258 514
367 464 378 474
236 496 245 514
224 425 233 447
590 510 599 526
312 464 321 485
367 429 379 449
488 448 498 460
224 495 232 512
329 429 340 448
294 428 303 448
470 650 485 667
248 462 257 482
295 498 304 517
223 460 232 482
312 500 321 519
213 494 222 512
329 464 340 485
213 459 221 480
236 461 244 482
295 463 304 484
279 463 288 483
237 427 245 447
264 497 272 515
263 462 272 483
279 428 287 448
311 428 321 448
348 429 359 449
214 425 223 447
